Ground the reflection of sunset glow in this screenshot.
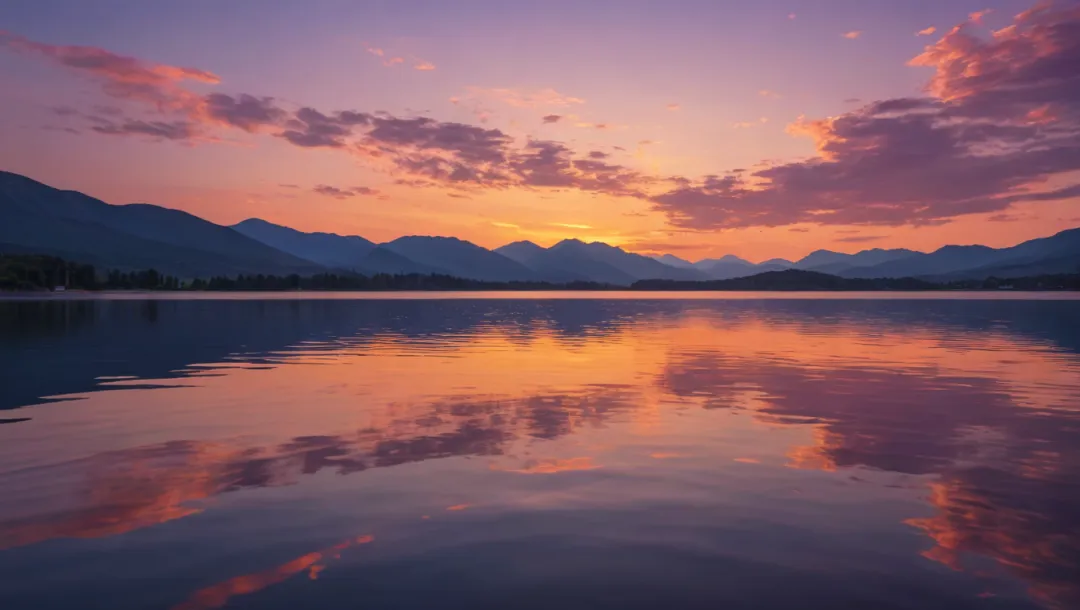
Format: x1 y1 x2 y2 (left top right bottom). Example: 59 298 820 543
171 535 373 610
3 299 1079 608
496 457 600 474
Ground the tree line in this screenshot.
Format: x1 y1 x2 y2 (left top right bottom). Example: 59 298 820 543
3 253 1078 292
0 254 609 291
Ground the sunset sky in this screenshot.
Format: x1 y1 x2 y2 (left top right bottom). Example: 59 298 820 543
1 0 1078 261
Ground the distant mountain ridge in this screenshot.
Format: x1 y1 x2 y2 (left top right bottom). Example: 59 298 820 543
1 170 1077 284
0 171 324 278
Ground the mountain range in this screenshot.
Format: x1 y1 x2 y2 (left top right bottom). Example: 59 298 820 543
2 170 1078 284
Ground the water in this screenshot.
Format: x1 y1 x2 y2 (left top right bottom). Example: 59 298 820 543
1 294 1079 610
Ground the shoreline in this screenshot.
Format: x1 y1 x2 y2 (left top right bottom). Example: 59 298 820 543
4 289 1079 301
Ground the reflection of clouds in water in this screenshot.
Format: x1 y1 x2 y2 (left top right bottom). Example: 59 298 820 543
0 388 634 550
658 345 1080 608
2 298 1080 607
171 535 374 610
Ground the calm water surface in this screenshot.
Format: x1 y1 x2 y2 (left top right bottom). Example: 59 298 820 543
1 295 1079 609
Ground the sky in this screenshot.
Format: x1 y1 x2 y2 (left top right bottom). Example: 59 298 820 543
1 0 1078 262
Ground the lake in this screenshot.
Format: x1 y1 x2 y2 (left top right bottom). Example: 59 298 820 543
1 294 1079 609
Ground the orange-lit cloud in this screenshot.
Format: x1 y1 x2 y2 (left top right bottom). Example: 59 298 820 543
666 103 680 111
413 60 436 71
364 44 406 67
842 30 862 39
917 26 937 36
969 8 993 24
758 89 781 98
446 503 471 511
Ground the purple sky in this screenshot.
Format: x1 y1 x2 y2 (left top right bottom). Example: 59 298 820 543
1 0 1077 260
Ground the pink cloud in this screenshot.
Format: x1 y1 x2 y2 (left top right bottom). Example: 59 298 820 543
917 26 937 36
649 4 1080 229
842 30 862 39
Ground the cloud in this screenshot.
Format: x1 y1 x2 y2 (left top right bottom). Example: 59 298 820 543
789 227 811 233
842 31 862 39
649 4 1080 230
575 122 616 130
278 107 371 148
204 93 285 132
731 117 769 129
364 45 405 67
969 8 993 24
835 235 887 243
666 103 681 111
758 89 782 99
541 114 563 124
0 32 217 114
312 184 380 199
413 60 436 71
917 26 937 36
788 13 796 20
91 119 198 140
550 222 593 230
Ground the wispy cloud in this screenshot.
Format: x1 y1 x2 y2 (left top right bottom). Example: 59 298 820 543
541 114 563 124
835 235 886 243
758 89 782 99
312 184 380 199
666 103 681 111
917 26 937 36
842 30 862 39
969 8 993 24
364 43 433 70
550 222 593 229
732 117 769 129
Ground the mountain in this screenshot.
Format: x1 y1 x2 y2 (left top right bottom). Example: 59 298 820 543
382 236 538 282
836 229 1080 279
927 228 1080 279
494 241 548 266
760 258 794 268
233 218 375 270
356 246 449 276
546 239 709 284
691 255 758 280
650 253 696 269
633 269 939 291
0 171 324 277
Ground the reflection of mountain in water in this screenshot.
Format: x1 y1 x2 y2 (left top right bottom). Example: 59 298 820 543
3 298 1079 412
